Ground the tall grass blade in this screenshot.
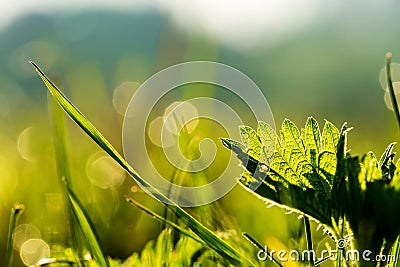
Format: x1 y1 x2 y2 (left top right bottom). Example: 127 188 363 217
125 196 205 245
385 52 400 130
49 94 90 266
390 235 400 267
49 93 72 184
304 217 315 266
67 185 110 267
242 232 283 267
6 203 24 267
30 61 253 266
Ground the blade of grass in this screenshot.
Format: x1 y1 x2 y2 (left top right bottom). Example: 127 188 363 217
49 93 72 184
30 61 253 266
242 232 283 267
66 185 110 267
49 94 100 267
390 235 400 267
304 217 315 266
125 195 205 245
385 52 400 129
6 203 24 267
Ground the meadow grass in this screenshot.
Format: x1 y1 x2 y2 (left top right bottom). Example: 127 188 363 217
26 61 255 266
5 54 400 266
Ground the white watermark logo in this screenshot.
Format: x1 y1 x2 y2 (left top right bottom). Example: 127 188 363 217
257 239 395 264
122 61 275 207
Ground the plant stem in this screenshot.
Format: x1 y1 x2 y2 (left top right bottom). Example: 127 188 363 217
385 52 400 129
304 217 315 266
6 203 24 267
242 232 283 267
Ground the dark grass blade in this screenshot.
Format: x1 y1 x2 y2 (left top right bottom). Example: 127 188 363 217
6 203 24 267
304 217 315 267
242 232 283 267
30 61 253 266
386 52 400 129
125 196 205 245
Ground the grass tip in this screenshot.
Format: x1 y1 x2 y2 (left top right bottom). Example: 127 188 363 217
124 195 133 203
13 202 25 214
29 60 38 68
386 52 393 60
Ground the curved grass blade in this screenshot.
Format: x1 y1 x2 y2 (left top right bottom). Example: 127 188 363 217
385 52 400 129
6 203 24 267
30 61 253 266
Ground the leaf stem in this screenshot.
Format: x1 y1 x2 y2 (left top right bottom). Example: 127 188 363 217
385 52 400 129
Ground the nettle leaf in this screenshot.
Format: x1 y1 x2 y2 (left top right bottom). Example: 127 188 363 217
224 118 342 225
321 120 339 154
303 117 321 166
240 125 262 160
257 121 275 167
391 159 400 190
225 117 400 260
380 142 397 181
360 152 382 187
273 118 331 196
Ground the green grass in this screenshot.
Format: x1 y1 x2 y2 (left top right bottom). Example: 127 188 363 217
29 61 255 266
5 54 400 266
6 203 24 267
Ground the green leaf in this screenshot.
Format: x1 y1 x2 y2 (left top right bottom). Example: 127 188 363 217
321 121 339 154
275 119 330 195
31 61 253 267
380 142 396 181
257 121 276 167
224 119 339 225
240 125 262 160
359 152 381 185
154 229 173 266
141 241 155 267
303 117 321 166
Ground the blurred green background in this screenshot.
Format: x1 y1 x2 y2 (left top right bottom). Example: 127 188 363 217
1 1 400 266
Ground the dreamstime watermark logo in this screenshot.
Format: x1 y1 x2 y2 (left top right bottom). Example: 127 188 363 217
122 61 275 207
256 239 395 264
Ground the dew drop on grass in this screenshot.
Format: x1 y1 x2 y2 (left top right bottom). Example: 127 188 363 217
20 238 50 266
13 224 41 251
86 152 126 189
113 82 140 116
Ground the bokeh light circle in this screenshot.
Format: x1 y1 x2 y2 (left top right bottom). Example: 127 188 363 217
13 224 41 251
122 61 275 206
86 152 126 189
20 239 50 266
